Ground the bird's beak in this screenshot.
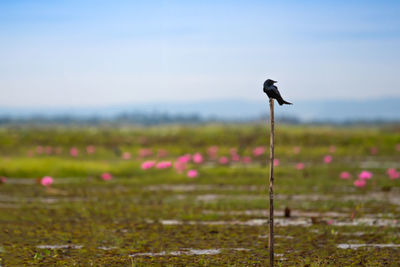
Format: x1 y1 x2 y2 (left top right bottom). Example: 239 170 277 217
273 80 277 83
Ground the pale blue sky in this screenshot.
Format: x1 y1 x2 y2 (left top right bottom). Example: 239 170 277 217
1 0 399 107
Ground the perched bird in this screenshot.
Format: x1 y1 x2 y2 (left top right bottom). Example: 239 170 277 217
263 79 292 105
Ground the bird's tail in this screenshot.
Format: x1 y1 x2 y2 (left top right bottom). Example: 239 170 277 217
278 99 293 105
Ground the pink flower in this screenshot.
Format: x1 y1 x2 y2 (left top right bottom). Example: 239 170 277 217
174 161 187 173
156 161 172 169
387 168 400 180
207 146 218 159
41 176 53 187
396 143 400 152
323 155 332 164
70 147 79 157
0 177 6 184
293 146 301 154
86 145 96 154
219 156 229 165
36 146 44 154
252 146 266 157
141 161 156 170
231 154 240 162
370 147 378 155
327 219 333 225
122 152 131 160
192 153 204 164
296 163 305 170
329 145 337 153
389 172 400 180
187 169 198 178
157 149 168 158
354 179 366 188
359 171 372 180
138 148 153 158
45 146 53 155
340 171 351 179
101 173 112 181
273 159 280 166
387 168 397 175
229 148 240 162
242 156 252 164
177 154 191 163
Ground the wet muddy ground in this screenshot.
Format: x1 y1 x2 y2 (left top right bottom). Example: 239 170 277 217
1 177 400 266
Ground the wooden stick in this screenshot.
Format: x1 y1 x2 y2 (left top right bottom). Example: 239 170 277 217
269 98 275 267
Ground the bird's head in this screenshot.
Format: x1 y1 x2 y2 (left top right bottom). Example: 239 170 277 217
265 79 278 86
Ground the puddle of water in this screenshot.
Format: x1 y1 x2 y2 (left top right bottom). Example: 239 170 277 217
203 209 347 218
189 249 221 255
333 218 399 227
98 246 118 250
275 253 287 260
161 220 181 225
160 218 311 227
341 232 366 236
360 161 400 169
159 217 399 228
36 244 83 249
130 248 250 257
37 244 121 250
365 213 396 218
0 203 21 208
145 184 261 192
197 194 221 202
337 243 400 249
170 192 400 206
40 198 59 204
130 248 221 257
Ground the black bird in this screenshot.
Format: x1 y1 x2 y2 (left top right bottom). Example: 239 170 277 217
263 79 292 105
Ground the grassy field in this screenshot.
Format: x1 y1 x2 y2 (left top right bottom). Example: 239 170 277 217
0 124 400 266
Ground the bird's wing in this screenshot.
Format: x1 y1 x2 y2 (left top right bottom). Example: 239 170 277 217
271 86 282 97
263 81 269 93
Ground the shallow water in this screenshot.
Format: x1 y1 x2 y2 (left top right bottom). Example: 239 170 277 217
202 209 348 217
36 244 83 249
333 218 399 227
129 247 251 257
145 184 262 192
98 246 118 250
159 217 400 227
337 243 400 249
130 249 221 257
360 161 400 169
160 218 311 226
167 192 400 207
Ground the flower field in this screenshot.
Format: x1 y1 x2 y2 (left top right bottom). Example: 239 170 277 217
0 124 399 266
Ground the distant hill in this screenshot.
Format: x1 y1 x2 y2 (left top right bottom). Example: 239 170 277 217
0 97 399 123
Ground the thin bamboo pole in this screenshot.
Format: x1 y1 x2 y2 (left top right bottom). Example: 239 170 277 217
268 98 275 267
